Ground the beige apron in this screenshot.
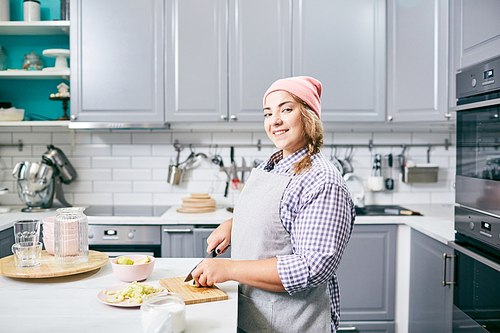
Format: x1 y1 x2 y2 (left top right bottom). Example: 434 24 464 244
232 168 330 333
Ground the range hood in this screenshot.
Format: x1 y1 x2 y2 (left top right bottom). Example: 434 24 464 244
68 122 170 130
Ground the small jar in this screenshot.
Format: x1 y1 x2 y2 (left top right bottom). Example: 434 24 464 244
141 293 186 333
55 207 89 265
23 0 40 22
22 50 43 70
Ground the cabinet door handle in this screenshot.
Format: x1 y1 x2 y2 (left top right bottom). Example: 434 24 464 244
230 115 237 121
442 253 456 286
220 115 227 120
163 228 192 233
338 327 357 331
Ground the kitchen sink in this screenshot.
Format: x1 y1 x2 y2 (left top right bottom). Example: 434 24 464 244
355 205 421 216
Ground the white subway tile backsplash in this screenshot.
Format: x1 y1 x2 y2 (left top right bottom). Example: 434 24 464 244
92 156 131 168
113 169 151 181
94 181 132 193
0 127 458 207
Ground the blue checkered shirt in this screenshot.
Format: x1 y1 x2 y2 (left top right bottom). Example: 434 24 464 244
257 147 356 331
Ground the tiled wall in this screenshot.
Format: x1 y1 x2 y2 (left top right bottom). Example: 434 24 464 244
0 124 456 209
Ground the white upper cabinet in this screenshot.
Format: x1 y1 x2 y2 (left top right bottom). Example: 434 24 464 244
70 0 164 124
292 0 386 122
449 0 500 108
165 0 291 123
387 0 450 122
228 0 292 122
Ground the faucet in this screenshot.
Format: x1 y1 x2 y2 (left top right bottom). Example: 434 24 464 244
343 173 365 208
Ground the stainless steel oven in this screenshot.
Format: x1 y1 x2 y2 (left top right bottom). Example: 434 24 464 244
453 56 500 332
86 206 168 258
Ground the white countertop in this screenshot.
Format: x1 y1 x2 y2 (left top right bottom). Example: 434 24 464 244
0 204 456 245
0 258 237 333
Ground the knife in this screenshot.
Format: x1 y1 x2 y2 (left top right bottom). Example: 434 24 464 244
184 249 217 282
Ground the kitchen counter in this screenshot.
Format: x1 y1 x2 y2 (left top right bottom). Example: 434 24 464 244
0 204 455 244
0 258 237 333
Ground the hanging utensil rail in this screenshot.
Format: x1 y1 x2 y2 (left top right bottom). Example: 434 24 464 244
0 140 23 151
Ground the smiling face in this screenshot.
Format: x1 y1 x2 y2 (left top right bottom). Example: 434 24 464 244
263 91 307 157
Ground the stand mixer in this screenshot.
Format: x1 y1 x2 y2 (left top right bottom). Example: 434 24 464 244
12 145 77 212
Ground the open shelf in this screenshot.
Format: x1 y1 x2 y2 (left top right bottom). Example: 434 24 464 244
0 70 70 79
0 21 70 35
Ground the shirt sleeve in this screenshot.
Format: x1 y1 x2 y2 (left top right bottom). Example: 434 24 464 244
276 182 354 295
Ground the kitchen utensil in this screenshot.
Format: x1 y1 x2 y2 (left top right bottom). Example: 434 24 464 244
383 208 421 215
341 146 354 174
184 249 217 282
330 147 344 175
13 219 40 244
0 250 108 278
42 145 77 184
54 207 89 265
159 277 228 305
167 165 184 185
11 241 42 268
385 154 394 190
141 293 186 333
212 154 230 197
230 161 240 190
367 154 384 191
241 157 246 184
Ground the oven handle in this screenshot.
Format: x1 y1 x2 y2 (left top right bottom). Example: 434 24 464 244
448 241 500 272
442 253 456 286
163 228 193 233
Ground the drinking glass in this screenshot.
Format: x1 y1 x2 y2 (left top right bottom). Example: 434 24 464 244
11 242 42 267
141 293 185 333
14 219 40 244
55 207 88 265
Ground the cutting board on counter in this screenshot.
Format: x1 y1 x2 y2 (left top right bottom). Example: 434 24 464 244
159 276 228 305
0 250 108 278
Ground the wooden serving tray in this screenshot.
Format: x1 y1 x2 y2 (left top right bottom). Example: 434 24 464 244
159 276 228 305
0 250 108 278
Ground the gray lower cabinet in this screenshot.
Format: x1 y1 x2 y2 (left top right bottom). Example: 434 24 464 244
161 225 195 258
409 229 453 333
336 224 397 331
193 228 231 258
0 227 14 259
70 0 164 124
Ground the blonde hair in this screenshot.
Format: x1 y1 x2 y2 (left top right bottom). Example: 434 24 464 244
291 95 324 175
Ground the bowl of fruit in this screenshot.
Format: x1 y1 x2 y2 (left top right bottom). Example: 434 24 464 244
110 255 155 282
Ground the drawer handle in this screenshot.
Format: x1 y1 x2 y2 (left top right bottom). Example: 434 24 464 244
442 253 456 286
338 327 356 331
163 228 192 233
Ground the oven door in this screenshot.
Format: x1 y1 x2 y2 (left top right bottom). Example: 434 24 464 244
450 235 500 332
89 244 161 258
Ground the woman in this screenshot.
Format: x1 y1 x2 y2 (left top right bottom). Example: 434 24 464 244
191 76 356 332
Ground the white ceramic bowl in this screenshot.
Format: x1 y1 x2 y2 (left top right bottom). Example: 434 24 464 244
110 255 156 282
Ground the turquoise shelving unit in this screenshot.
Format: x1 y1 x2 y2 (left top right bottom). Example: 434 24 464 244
0 0 70 122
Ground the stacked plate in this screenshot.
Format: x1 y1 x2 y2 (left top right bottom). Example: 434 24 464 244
177 193 216 213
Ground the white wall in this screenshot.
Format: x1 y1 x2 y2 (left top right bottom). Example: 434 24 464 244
0 123 456 210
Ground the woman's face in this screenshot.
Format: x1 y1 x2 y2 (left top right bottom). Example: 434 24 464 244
263 91 306 157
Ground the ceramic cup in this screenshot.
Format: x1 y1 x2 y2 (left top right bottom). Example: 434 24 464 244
141 293 186 333
367 176 384 192
11 241 42 267
14 219 40 244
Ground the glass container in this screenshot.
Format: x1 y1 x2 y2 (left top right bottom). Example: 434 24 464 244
55 207 89 265
141 293 186 333
0 45 7 70
22 50 43 70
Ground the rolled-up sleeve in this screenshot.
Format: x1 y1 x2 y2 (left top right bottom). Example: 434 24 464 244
277 182 353 295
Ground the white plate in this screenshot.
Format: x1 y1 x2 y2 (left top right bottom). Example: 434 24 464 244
97 283 164 308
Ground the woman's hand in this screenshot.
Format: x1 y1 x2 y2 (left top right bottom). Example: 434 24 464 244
207 218 232 255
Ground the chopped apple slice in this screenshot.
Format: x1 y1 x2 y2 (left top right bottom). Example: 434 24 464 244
134 256 150 265
117 256 134 265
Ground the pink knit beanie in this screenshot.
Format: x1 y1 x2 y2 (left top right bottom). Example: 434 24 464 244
263 76 322 118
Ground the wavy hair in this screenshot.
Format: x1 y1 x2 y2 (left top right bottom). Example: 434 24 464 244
291 95 324 175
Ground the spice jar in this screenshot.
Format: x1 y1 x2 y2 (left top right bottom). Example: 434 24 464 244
22 50 43 70
54 207 89 265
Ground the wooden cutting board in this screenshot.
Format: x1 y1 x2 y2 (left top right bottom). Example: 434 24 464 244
159 276 228 305
0 250 108 278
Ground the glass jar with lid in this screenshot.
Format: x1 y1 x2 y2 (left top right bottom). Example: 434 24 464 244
22 50 43 70
54 207 89 265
